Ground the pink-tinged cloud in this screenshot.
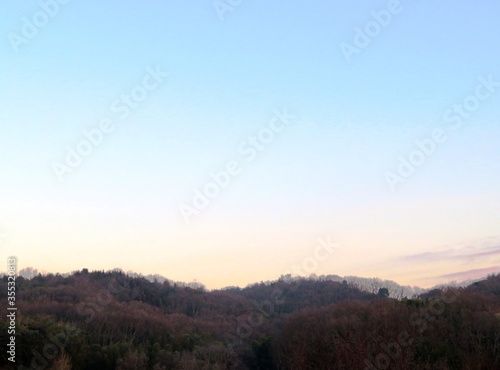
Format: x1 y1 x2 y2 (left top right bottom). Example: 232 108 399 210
397 244 500 264
433 266 500 282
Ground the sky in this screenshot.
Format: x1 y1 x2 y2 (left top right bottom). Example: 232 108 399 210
1 0 499 289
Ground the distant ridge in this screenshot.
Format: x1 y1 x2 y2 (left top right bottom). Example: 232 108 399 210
9 266 495 299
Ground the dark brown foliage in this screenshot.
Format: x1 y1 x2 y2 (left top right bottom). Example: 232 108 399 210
1 271 499 369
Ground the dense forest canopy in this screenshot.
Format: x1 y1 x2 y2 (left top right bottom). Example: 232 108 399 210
2 269 500 369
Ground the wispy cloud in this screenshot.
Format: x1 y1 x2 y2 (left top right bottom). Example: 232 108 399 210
419 266 500 283
397 242 500 265
431 266 500 282
366 238 500 287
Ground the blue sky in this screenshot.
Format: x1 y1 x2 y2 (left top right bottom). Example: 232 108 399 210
1 0 499 288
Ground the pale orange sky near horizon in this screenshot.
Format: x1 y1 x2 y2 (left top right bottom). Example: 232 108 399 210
2 1 500 290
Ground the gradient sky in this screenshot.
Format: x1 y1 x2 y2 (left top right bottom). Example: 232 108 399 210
1 0 499 289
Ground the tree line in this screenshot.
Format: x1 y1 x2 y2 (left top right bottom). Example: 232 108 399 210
1 269 499 369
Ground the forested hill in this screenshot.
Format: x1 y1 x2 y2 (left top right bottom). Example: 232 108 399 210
2 270 500 369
